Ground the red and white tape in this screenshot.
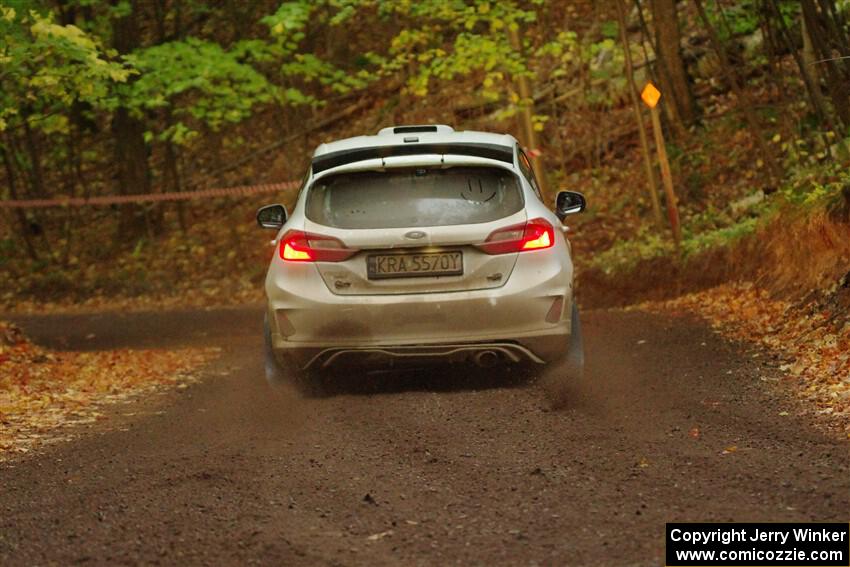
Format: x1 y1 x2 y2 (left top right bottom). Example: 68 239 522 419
0 181 300 209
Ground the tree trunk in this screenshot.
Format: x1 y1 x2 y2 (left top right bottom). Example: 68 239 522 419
802 0 850 131
693 0 783 187
1 143 39 261
817 0 850 58
508 26 547 195
766 0 830 125
637 0 685 131
111 0 153 234
111 2 149 198
633 0 662 87
616 0 664 225
801 11 829 120
111 107 150 198
164 113 187 233
21 115 46 198
649 0 698 126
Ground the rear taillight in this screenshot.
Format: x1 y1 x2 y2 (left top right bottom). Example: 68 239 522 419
478 218 556 255
278 230 357 262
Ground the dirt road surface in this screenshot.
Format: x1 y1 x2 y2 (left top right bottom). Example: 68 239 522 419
2 307 848 566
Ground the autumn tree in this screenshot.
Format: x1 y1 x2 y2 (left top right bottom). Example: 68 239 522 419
649 0 698 126
799 0 850 133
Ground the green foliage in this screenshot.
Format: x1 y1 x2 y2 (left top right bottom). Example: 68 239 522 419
281 53 371 94
373 0 537 103
377 0 536 30
586 38 626 107
591 215 761 275
0 7 131 133
261 0 313 43
534 32 575 84
0 0 376 149
682 217 758 256
263 1 377 94
0 0 592 155
122 38 281 141
599 20 619 40
781 158 850 209
590 227 675 275
536 25 628 111
706 0 760 40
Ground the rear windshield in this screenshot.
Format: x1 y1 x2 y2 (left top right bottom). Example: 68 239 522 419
305 166 523 229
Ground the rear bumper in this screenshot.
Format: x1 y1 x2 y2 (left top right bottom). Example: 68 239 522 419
273 334 570 370
303 341 545 370
265 249 574 368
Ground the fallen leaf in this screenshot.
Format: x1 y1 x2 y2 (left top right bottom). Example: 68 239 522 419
0 320 218 460
367 530 393 541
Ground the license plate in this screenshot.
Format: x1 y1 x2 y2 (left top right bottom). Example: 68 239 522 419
367 251 463 279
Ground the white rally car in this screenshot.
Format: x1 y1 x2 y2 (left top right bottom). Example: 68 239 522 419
257 125 586 384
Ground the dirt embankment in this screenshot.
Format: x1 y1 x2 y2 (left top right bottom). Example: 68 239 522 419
581 207 850 309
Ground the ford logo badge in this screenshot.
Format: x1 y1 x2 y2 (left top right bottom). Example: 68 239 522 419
404 230 427 240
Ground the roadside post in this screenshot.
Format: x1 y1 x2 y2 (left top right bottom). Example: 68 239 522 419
641 82 682 248
508 25 547 195
614 0 663 226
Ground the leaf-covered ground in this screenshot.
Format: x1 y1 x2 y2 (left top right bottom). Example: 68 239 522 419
7 286 264 315
0 198 276 314
636 283 850 436
0 321 218 459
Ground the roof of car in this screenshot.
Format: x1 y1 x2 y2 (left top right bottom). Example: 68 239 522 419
313 126 516 156
310 126 518 174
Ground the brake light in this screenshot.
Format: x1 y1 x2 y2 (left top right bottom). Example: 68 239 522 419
478 218 556 255
278 230 357 262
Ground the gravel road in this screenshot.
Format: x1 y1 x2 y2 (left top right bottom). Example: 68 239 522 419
2 307 848 566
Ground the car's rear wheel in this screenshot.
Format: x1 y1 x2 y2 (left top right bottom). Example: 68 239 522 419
539 301 584 406
264 314 315 392
566 301 584 374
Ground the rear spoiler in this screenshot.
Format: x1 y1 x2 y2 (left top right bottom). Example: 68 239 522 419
311 143 515 174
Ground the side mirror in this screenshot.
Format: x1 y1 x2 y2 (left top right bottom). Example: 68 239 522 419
555 191 586 220
256 204 287 230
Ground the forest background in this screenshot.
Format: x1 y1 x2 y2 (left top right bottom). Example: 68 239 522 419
1 0 849 313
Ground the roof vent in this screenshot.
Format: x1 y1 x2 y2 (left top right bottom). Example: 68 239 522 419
377 124 455 136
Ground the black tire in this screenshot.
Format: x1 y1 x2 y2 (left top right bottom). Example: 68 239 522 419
264 314 312 390
539 302 584 407
566 301 584 376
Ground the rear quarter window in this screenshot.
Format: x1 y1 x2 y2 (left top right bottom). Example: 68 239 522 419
305 166 524 229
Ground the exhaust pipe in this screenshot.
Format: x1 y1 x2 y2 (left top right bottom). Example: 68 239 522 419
473 350 500 368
